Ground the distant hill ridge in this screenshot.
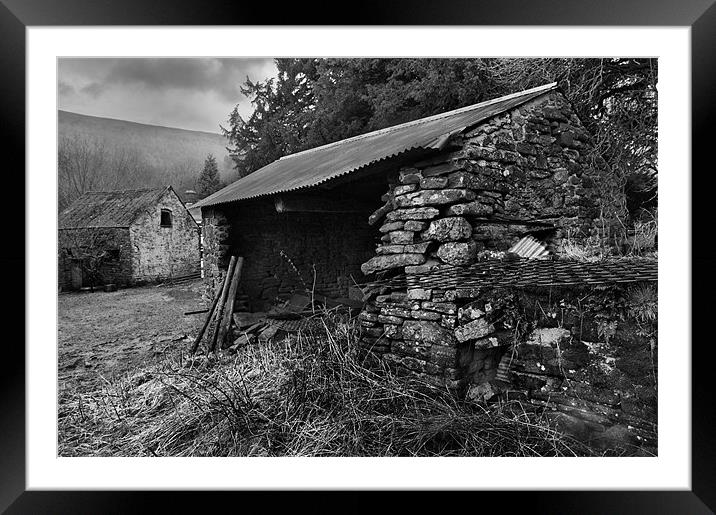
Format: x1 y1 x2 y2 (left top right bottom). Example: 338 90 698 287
59 109 237 191
59 110 227 138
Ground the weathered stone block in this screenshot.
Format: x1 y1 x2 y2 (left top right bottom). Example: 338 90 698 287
410 309 442 321
406 288 432 300
420 176 449 189
399 168 422 184
387 230 414 244
379 221 405 233
403 243 431 253
446 202 494 217
394 189 476 208
404 220 427 232
457 300 485 323
376 244 406 255
358 312 379 323
405 260 441 275
526 327 571 347
381 306 413 318
377 242 430 255
436 241 478 265
473 336 500 350
383 324 400 339
385 207 440 221
378 315 403 325
394 184 418 196
402 320 458 346
454 319 495 342
361 253 426 274
421 301 457 314
422 217 472 242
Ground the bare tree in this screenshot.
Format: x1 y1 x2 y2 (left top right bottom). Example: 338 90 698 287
58 135 157 211
58 135 108 211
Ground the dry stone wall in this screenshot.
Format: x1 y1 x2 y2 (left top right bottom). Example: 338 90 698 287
360 90 616 278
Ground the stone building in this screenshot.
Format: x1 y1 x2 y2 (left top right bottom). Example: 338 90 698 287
195 82 615 307
58 186 201 290
194 82 657 451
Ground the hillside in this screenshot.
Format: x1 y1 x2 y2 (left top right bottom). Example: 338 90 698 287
58 110 239 194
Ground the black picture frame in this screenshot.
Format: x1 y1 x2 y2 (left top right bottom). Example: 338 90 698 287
2 1 713 512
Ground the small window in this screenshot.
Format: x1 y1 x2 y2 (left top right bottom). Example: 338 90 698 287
107 248 120 261
160 209 173 227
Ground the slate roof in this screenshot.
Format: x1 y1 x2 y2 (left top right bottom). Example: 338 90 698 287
194 82 558 208
59 187 170 229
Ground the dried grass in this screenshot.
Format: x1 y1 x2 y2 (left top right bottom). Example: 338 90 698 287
59 310 598 457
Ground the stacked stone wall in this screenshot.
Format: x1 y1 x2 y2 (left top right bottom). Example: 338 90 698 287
359 90 619 375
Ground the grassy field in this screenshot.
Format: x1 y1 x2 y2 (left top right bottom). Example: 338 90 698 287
57 283 602 457
58 279 205 394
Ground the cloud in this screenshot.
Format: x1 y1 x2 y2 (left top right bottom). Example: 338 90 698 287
57 58 278 132
80 82 107 98
58 81 75 96
62 58 274 101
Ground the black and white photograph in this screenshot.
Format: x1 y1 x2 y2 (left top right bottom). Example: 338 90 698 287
56 57 659 458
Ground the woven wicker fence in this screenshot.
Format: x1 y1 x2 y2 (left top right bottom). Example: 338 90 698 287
360 258 658 293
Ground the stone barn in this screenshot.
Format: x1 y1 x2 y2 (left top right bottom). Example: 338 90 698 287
58 186 201 290
194 81 658 451
195 82 614 307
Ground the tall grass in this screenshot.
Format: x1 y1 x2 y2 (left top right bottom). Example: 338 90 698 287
59 310 597 457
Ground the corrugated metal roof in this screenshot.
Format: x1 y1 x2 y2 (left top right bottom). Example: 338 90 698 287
59 187 170 229
194 82 558 208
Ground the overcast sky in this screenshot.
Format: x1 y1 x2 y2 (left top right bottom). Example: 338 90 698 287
58 58 278 133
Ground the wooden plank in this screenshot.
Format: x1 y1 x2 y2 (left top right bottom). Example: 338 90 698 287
274 195 372 214
189 287 222 355
214 256 244 352
185 308 210 316
209 256 238 353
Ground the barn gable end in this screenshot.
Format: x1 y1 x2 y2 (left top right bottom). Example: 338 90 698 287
129 186 201 283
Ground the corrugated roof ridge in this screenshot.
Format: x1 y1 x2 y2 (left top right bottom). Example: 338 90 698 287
278 82 557 162
193 82 558 209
